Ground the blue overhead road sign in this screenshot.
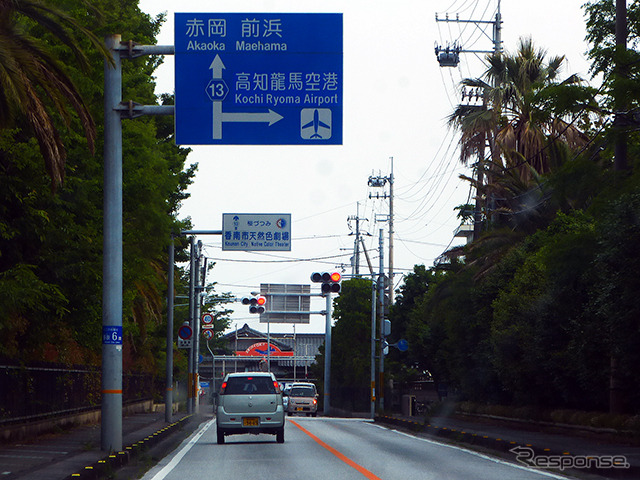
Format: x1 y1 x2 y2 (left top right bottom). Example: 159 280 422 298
174 13 343 145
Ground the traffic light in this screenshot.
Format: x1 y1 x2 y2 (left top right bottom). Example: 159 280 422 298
310 271 342 294
241 295 267 314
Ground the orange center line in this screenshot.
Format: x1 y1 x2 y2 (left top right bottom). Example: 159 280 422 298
290 420 382 480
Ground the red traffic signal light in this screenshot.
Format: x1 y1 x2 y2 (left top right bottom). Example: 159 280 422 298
311 271 342 294
241 295 267 314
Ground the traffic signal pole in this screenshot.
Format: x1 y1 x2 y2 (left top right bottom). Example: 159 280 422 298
309 272 341 415
179 231 221 415
323 291 333 415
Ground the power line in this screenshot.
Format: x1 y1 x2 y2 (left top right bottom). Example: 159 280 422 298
204 253 352 264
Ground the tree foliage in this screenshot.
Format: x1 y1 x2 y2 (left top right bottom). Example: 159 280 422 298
0 0 197 382
311 278 373 412
0 0 112 189
384 1 640 414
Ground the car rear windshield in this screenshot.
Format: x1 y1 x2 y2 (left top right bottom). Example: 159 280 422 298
223 376 277 395
290 386 315 397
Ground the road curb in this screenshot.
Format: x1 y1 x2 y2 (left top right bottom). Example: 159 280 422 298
375 414 639 479
62 414 194 480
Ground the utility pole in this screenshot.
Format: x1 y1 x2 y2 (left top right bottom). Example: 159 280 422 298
610 0 627 416
435 0 502 66
388 158 394 303
368 159 395 303
348 203 367 276
614 0 628 172
370 273 377 419
436 1 502 239
358 238 376 418
377 229 385 412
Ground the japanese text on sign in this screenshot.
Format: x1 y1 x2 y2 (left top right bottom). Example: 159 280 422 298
222 213 291 251
174 13 343 145
102 326 123 345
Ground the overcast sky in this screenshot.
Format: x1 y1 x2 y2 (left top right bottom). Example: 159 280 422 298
136 0 593 334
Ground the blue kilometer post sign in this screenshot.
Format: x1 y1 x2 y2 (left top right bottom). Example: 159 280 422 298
174 13 343 145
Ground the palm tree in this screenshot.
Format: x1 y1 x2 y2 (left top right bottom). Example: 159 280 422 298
451 37 594 176
448 37 596 232
0 0 111 190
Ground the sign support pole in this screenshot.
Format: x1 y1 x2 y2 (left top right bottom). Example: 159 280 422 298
166 236 174 422
102 36 174 452
193 240 203 412
102 34 123 453
187 238 195 414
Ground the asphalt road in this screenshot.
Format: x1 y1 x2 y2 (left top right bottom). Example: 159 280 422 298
140 417 578 480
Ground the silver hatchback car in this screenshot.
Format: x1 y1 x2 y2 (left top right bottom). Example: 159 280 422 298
216 372 285 444
284 382 318 416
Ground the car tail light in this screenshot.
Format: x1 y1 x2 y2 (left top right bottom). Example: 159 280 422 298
273 381 280 392
312 398 317 405
220 381 227 394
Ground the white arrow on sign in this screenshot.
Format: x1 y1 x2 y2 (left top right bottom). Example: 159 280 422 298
221 110 283 125
209 55 283 139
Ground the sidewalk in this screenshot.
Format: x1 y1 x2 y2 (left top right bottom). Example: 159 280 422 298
377 413 640 479
0 411 207 480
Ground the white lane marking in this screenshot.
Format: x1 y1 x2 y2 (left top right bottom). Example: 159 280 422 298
5 448 68 455
146 418 215 480
0 454 50 459
294 417 374 422
368 423 571 479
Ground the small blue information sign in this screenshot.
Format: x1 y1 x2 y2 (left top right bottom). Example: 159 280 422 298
102 326 123 345
174 13 343 145
222 213 291 251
